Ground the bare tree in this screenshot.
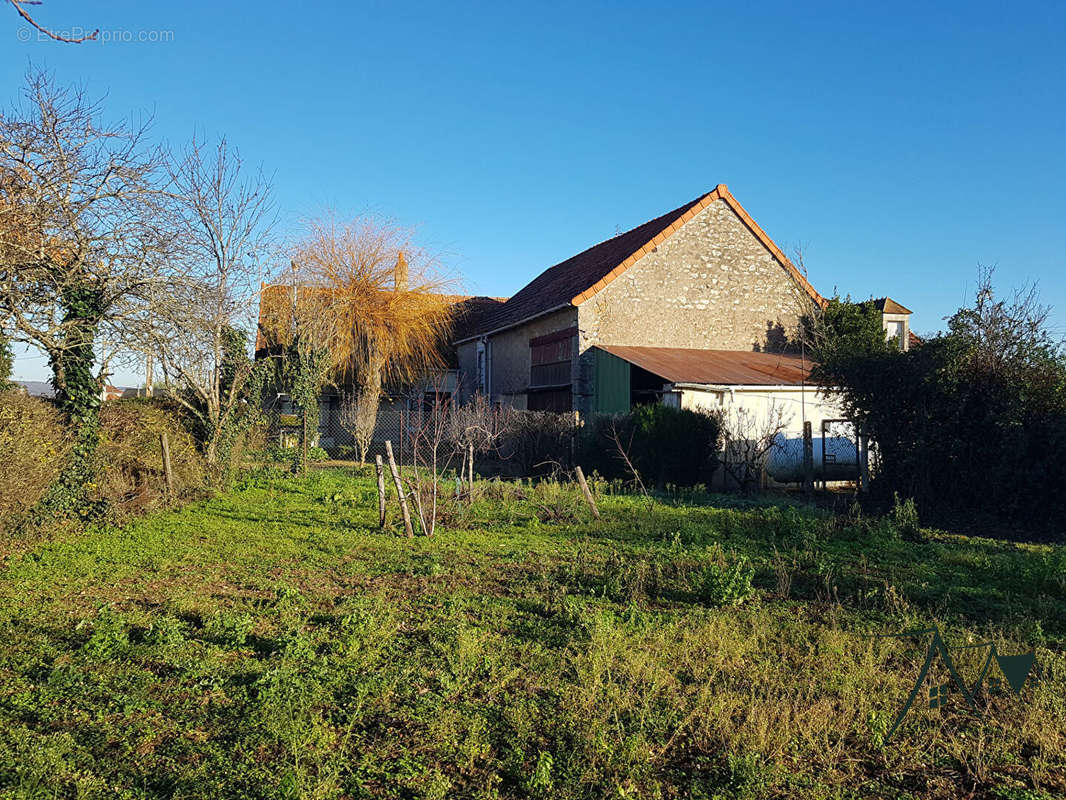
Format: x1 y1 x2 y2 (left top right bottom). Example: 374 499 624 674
720 401 792 491
405 379 455 536
949 264 1061 378
0 70 174 504
150 136 276 470
7 0 98 43
338 390 375 464
444 391 513 489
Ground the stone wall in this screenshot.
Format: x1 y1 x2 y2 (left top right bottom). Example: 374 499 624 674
578 197 810 353
461 197 815 413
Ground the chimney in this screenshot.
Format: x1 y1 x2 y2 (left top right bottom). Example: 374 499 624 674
394 251 408 292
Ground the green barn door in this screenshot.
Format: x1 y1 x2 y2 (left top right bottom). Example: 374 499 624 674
593 348 631 414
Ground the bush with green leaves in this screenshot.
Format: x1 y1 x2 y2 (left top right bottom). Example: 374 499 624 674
578 404 722 488
810 272 1066 531
695 548 756 607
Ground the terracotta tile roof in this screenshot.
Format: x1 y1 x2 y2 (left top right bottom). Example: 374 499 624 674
872 297 913 314
459 184 824 341
448 296 506 343
595 344 814 386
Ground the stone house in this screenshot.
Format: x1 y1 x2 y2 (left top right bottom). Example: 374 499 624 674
454 184 911 436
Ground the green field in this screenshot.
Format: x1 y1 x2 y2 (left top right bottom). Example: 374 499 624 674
1 467 1063 799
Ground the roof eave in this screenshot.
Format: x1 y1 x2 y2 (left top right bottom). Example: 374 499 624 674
452 302 574 345
669 381 823 391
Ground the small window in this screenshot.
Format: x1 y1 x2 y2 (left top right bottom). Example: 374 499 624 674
530 329 574 388
885 320 905 349
423 391 451 413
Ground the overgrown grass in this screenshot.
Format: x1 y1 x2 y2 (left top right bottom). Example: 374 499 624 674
0 467 1063 799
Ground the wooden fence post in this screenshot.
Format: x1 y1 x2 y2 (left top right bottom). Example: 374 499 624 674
574 466 600 520
159 432 174 501
375 454 387 528
384 440 413 537
802 421 814 496
301 407 309 474
467 442 474 498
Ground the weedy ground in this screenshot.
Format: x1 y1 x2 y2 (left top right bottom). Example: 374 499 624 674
0 466 1064 799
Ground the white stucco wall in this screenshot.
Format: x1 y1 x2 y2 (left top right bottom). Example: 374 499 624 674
676 385 847 436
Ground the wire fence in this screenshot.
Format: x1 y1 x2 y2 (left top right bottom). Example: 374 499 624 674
261 394 414 461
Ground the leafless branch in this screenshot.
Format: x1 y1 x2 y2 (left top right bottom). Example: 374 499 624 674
607 417 649 499
720 402 791 491
147 135 277 465
8 0 98 43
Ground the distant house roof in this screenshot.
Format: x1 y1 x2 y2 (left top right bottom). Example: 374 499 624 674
871 297 912 314
595 344 814 386
458 184 824 342
14 380 139 400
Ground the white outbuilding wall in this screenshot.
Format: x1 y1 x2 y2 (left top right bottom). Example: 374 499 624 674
668 383 847 436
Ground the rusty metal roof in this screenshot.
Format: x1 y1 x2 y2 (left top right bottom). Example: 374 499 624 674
594 345 814 386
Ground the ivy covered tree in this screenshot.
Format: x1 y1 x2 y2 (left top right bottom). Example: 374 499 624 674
284 334 332 473
0 70 175 513
177 326 269 483
259 275 335 473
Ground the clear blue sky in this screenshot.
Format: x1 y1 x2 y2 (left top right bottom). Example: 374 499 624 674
5 0 1065 385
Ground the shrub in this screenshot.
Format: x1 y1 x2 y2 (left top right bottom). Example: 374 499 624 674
490 411 578 477
95 399 205 520
332 444 359 460
812 274 1066 531
695 548 756 607
307 445 328 462
81 606 130 661
578 404 721 488
890 492 921 540
602 549 664 604
529 479 584 523
0 389 70 531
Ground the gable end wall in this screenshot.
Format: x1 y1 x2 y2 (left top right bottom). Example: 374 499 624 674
575 198 811 413
578 197 807 351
